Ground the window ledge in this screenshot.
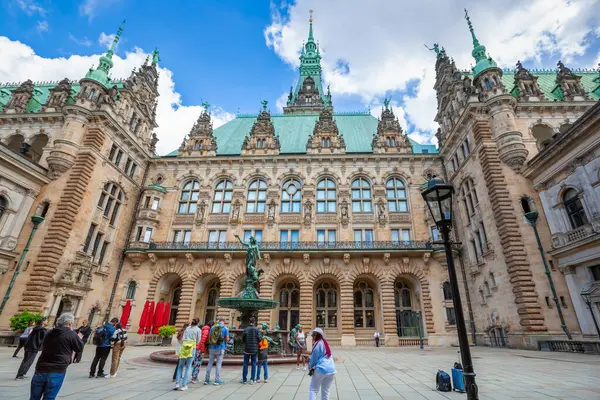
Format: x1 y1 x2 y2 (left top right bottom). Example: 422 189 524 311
482 247 495 259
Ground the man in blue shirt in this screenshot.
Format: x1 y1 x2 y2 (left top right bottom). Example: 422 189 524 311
204 316 229 385
89 317 117 378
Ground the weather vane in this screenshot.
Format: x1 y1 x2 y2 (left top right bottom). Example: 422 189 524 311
309 9 313 22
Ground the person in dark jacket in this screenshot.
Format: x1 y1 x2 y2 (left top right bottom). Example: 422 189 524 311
89 317 117 378
16 318 47 379
13 320 34 358
30 312 83 400
74 319 91 363
240 317 262 385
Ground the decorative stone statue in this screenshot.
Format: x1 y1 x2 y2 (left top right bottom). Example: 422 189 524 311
234 234 264 299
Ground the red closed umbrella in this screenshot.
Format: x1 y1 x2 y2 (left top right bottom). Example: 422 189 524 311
144 301 155 334
152 301 164 334
162 302 171 327
120 300 132 327
137 301 149 334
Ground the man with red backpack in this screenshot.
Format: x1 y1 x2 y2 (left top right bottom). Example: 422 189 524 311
191 321 213 384
204 316 229 385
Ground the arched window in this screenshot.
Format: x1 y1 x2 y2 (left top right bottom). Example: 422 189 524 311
394 281 412 310
442 281 452 301
354 281 375 328
351 178 372 213
461 179 478 220
485 78 492 90
315 281 337 328
212 180 233 213
169 285 181 325
394 280 420 337
88 88 95 100
246 179 267 213
97 182 123 226
564 189 588 229
126 281 137 299
386 177 408 212
281 179 302 213
205 280 220 324
177 180 200 214
277 282 300 331
256 139 263 149
0 196 6 221
316 178 336 213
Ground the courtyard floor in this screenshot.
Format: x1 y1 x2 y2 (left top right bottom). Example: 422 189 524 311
0 344 599 400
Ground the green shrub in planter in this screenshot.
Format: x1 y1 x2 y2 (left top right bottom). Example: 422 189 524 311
158 325 177 338
9 310 43 332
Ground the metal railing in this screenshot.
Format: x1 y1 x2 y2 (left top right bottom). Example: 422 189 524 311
130 240 438 252
538 340 600 354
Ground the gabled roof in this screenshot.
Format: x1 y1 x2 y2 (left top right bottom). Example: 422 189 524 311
500 70 599 101
165 112 438 157
0 81 126 113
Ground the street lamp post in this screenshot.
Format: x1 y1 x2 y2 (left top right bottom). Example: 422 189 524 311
580 288 600 339
523 211 572 340
0 215 45 315
422 177 478 400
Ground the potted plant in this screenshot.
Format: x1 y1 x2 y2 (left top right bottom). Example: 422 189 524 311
8 310 43 345
158 325 177 346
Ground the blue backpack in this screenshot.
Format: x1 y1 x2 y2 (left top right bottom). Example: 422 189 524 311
436 370 452 392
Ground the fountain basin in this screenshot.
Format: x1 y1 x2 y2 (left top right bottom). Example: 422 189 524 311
216 297 279 310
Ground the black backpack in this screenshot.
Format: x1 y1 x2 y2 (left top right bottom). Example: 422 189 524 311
436 370 452 392
92 326 106 346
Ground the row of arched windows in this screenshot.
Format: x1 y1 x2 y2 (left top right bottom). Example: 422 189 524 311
176 177 409 215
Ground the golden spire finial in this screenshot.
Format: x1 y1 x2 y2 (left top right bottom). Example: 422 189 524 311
309 9 313 23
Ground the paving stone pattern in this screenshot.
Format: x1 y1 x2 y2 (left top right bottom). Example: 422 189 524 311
0 346 599 399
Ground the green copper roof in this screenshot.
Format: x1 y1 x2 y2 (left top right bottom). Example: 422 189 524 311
84 20 125 88
500 70 600 101
0 81 126 112
146 183 167 193
464 9 498 77
165 112 438 157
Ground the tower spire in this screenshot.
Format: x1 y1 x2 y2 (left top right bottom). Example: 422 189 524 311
85 20 126 87
464 9 497 77
308 9 315 43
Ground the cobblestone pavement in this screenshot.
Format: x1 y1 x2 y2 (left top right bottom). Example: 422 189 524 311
1 345 599 399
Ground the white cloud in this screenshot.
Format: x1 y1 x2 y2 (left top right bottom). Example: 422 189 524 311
265 0 600 140
69 34 92 47
98 32 115 49
15 0 46 16
274 91 288 112
0 36 233 155
36 20 48 33
79 0 118 20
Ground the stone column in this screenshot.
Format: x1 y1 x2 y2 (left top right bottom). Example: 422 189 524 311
381 278 399 346
564 267 593 335
175 279 194 327
340 279 355 346
49 294 63 318
258 280 274 325
299 280 313 348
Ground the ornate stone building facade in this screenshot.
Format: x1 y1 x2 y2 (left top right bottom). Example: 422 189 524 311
523 101 600 339
0 15 599 349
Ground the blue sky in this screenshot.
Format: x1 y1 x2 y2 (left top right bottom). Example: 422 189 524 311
1 0 599 154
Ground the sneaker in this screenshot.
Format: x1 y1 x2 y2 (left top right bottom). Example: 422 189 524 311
296 366 300 370
214 379 225 385
204 380 210 385
303 367 307 371
89 375 95 379
255 379 261 383
105 375 111 379
15 375 23 380
179 385 188 391
111 372 118 378
240 379 246 384
97 374 107 378
249 380 254 385
190 379 198 384
264 379 268 383
12 356 19 358
174 384 180 390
